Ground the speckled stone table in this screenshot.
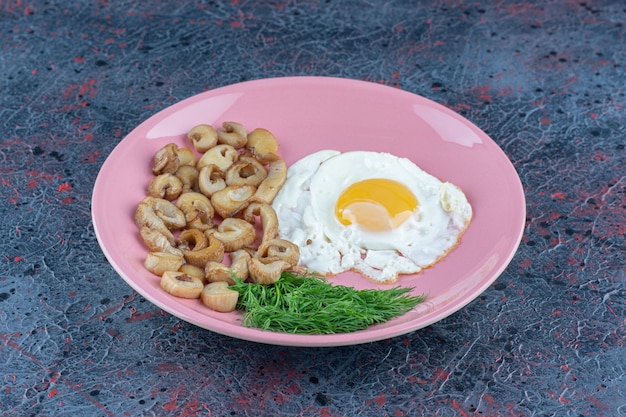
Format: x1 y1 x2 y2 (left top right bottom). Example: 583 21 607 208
1 1 625 416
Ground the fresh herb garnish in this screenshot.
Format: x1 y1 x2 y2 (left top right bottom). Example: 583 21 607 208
230 271 426 334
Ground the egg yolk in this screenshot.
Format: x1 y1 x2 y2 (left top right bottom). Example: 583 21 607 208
335 178 418 232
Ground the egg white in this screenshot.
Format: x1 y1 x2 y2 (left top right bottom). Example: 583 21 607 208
272 150 472 283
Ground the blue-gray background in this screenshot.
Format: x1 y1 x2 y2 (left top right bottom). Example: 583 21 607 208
1 1 624 416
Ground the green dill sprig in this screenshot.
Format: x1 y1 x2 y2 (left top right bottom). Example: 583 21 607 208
230 271 426 334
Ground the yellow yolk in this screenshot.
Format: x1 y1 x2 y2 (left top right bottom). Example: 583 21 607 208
335 178 418 232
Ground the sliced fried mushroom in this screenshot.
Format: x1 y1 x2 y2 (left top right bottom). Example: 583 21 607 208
160 271 204 298
205 249 251 285
198 164 226 197
139 227 183 256
217 121 247 148
256 238 300 267
152 143 180 175
253 158 287 204
144 251 184 276
201 281 239 312
212 217 256 252
176 228 208 251
177 146 196 166
211 184 256 218
242 202 279 245
175 192 214 231
188 124 218 153
196 144 238 172
229 249 251 281
225 156 267 187
183 234 224 268
147 173 183 201
204 261 236 285
246 128 279 163
135 197 186 241
248 257 291 285
178 264 206 283
175 165 199 193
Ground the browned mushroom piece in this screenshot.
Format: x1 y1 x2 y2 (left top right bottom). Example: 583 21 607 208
160 271 204 299
152 143 180 175
183 234 225 268
225 156 268 187
176 146 196 167
253 158 287 204
188 124 218 153
200 281 239 312
198 164 227 197
144 251 184 276
205 246 251 285
229 249 251 281
175 165 199 193
175 192 215 231
256 238 300 267
212 217 256 252
135 196 186 242
204 261 235 285
196 144 238 172
210 184 256 218
176 228 208 251
178 264 206 283
217 121 248 148
247 256 291 285
242 202 279 246
246 128 280 164
147 173 183 201
139 226 183 256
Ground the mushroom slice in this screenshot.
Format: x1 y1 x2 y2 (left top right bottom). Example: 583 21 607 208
188 124 218 153
153 143 180 175
242 202 279 245
225 156 267 187
177 146 196 167
176 228 208 251
246 128 279 163
175 165 199 193
160 271 203 299
201 282 239 312
248 257 291 285
230 249 251 281
212 217 256 252
179 264 206 283
211 184 256 218
183 234 224 268
176 192 214 231
198 164 226 197
217 121 248 148
206 249 252 285
144 251 184 276
196 144 238 172
257 238 300 267
253 158 287 204
135 197 186 241
147 173 183 201
139 227 183 256
205 261 236 285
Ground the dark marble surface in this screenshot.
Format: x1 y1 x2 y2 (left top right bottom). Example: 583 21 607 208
1 1 625 416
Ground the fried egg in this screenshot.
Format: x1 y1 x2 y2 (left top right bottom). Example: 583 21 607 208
271 150 472 283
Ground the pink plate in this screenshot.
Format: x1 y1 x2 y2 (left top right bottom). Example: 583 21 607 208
92 76 526 347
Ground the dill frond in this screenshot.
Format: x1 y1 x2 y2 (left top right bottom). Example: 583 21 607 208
230 271 426 334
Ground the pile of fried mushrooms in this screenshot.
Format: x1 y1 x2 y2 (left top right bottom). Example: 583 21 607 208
134 122 300 313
